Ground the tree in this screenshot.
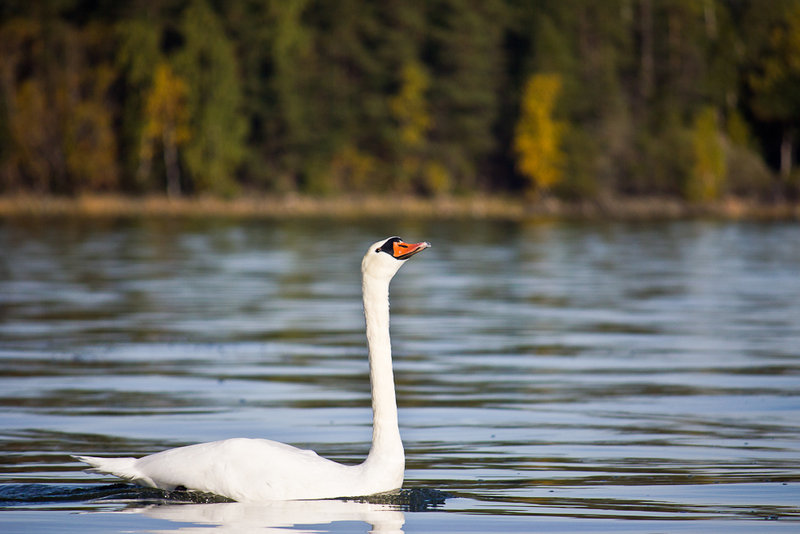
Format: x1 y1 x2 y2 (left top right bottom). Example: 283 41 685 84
748 1 800 182
686 106 726 202
141 62 190 198
174 0 246 196
513 73 565 194
390 61 441 193
115 16 163 192
426 0 507 190
0 0 791 202
0 17 118 193
220 0 309 191
514 0 636 198
66 22 119 192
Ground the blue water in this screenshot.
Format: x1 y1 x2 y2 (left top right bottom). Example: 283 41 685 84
1 217 798 532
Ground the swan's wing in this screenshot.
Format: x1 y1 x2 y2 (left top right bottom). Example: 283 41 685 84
132 438 343 500
77 438 357 500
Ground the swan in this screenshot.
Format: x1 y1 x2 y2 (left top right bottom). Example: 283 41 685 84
73 236 430 502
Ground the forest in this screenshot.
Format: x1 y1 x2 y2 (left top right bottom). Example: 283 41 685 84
1 0 799 203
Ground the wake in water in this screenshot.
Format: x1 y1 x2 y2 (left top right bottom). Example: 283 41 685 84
0 483 449 512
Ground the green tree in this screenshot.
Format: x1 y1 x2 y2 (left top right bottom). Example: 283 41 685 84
115 16 163 192
0 0 790 202
686 106 726 202
748 0 800 182
174 0 246 196
427 0 507 190
299 1 426 193
221 0 310 191
389 61 444 193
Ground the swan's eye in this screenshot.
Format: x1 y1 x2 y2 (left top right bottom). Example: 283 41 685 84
375 248 381 253
378 237 402 255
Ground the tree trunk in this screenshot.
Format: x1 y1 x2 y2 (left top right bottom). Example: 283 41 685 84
774 127 794 201
163 126 181 198
780 128 794 178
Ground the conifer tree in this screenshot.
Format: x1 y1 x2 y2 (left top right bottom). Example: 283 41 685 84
748 0 800 182
115 17 162 191
174 0 246 196
426 0 506 190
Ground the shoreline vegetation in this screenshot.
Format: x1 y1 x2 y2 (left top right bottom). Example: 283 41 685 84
1 194 797 221
3 3 800 209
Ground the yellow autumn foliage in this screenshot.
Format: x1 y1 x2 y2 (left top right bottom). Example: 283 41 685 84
141 62 191 196
144 63 191 147
513 73 566 193
389 61 451 194
0 19 119 192
390 61 431 148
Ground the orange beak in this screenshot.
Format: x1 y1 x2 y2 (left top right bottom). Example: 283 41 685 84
392 240 430 260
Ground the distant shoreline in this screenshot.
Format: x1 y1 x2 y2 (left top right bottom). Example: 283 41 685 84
0 194 797 221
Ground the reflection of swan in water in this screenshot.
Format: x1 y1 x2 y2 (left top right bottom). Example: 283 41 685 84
138 500 405 534
75 238 430 502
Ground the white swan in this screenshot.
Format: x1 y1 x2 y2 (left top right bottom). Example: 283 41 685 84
74 237 430 502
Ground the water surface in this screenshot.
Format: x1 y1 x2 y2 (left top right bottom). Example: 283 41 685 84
1 217 799 532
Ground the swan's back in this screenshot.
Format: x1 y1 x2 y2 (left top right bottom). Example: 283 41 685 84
79 438 363 501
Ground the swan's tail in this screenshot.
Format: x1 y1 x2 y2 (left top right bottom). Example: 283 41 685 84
73 455 143 483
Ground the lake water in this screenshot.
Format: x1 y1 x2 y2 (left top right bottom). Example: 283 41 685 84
0 216 798 533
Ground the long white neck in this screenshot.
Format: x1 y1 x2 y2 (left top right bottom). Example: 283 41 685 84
361 271 404 470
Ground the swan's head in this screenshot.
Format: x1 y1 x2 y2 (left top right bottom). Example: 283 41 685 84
362 237 430 280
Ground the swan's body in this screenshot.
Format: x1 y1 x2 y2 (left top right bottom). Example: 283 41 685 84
74 237 429 502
